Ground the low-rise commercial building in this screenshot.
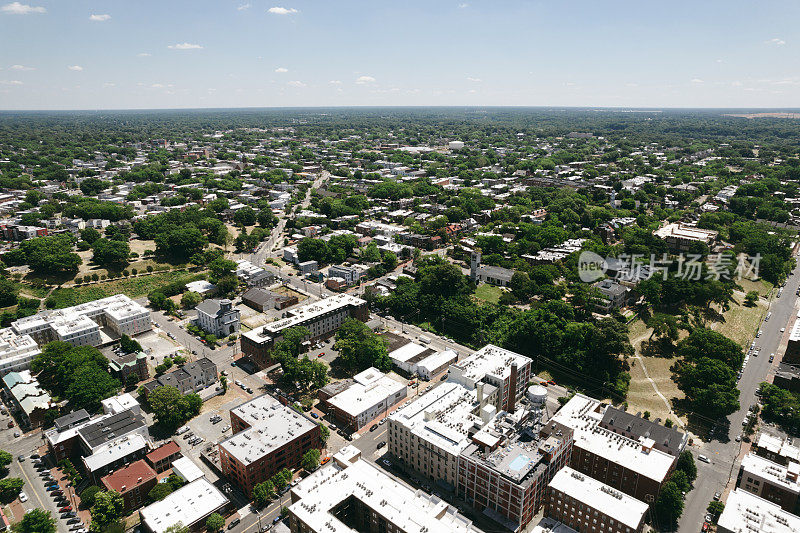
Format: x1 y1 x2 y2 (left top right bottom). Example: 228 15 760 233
242 294 368 369
140 478 230 533
324 367 406 431
219 394 321 496
288 446 478 533
546 467 648 533
386 334 458 380
717 488 800 533
241 287 297 312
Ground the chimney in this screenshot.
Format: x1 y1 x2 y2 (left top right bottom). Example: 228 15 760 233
507 364 518 414
477 382 484 403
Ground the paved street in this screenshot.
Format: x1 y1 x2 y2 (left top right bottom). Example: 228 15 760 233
678 256 800 533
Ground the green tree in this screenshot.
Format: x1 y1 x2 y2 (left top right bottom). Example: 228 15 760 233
707 501 725 523
120 334 142 354
744 290 759 307
334 319 391 372
92 238 130 268
80 485 102 509
0 478 23 502
181 291 203 309
233 206 257 226
0 278 18 307
164 524 189 533
80 177 110 196
147 483 174 503
206 513 225 532
0 450 11 470
302 449 321 471
89 490 124 533
148 386 203 430
669 469 691 494
676 450 697 483
80 227 102 245
654 481 684 528
253 480 274 507
319 422 330 444
11 508 56 533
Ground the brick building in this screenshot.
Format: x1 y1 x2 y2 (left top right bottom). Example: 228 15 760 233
219 394 321 496
101 459 157 513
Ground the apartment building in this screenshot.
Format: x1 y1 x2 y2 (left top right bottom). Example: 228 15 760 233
288 446 478 533
242 294 368 369
546 467 648 533
717 488 800 533
101 459 157 513
219 394 320 496
389 381 498 489
448 344 532 414
324 367 407 431
550 394 678 504
140 357 217 398
753 433 800 466
458 420 574 530
0 328 39 376
736 453 800 514
11 294 151 347
145 440 182 473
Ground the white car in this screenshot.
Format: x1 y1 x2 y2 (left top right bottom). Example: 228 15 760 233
18 491 27 502
781 327 786 333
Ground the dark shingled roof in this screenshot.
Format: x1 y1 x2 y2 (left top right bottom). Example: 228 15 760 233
600 406 687 456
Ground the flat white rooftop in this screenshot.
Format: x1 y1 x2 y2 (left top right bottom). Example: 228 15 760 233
389 342 428 364
390 381 484 457
290 446 476 533
327 370 405 417
717 488 800 533
83 434 148 473
219 394 317 466
140 478 229 533
654 222 718 243
549 467 647 530
551 394 675 483
740 453 800 494
449 344 530 387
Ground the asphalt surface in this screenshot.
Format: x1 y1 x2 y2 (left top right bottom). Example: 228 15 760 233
678 260 800 533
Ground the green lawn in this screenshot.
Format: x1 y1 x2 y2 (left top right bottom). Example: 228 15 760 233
45 271 205 309
474 283 503 304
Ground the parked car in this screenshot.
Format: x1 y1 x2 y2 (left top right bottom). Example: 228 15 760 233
320 457 331 465
698 454 711 464
59 506 72 513
369 424 378 432
377 441 386 449
18 492 27 502
310 412 319 419
382 459 392 467
228 518 240 530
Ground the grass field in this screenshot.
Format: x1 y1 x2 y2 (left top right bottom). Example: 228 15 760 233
711 294 768 348
45 271 204 308
474 283 503 304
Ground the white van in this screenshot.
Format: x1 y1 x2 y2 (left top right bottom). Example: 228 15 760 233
419 336 432 345
176 426 190 435
698 454 711 464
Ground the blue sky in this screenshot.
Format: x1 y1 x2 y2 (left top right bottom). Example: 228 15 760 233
1 0 799 110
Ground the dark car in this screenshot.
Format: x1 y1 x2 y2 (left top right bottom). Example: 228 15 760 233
377 441 386 449
51 490 63 497
310 412 319 419
369 424 378 432
227 518 240 530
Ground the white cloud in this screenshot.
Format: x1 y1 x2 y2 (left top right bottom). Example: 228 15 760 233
102 82 116 88
137 52 151 57
287 80 306 88
151 83 165 88
0 80 23 85
731 81 743 87
274 67 288 73
67 65 84 71
458 3 469 8
168 43 203 50
766 38 786 46
268 6 297 15
466 76 481 82
9 64 34 71
1 2 46 15
329 80 342 85
691 78 704 83
89 14 110 22
237 3 251 10
355 75 376 84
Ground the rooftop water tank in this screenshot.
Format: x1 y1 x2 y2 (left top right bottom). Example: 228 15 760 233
527 385 547 405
